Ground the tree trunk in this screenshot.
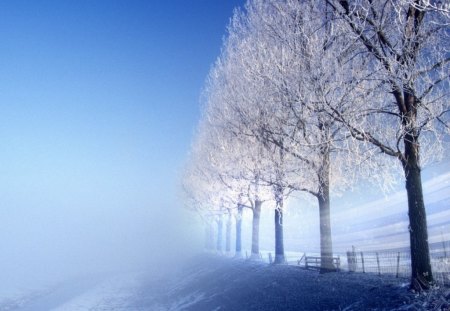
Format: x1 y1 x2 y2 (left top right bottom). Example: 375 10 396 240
328 0 434 288
318 189 334 273
226 213 232 253
235 204 243 258
208 222 215 251
274 200 285 264
216 217 223 253
251 200 262 259
403 132 433 288
318 139 334 273
204 225 210 250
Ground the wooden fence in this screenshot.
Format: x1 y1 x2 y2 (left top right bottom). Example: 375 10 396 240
240 246 450 286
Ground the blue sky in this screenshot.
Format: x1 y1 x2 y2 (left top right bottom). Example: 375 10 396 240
0 0 244 282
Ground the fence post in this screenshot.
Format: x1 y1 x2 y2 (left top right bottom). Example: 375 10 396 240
347 251 356 272
269 252 273 264
360 252 365 273
346 251 352 272
376 252 381 275
396 252 400 278
442 231 447 258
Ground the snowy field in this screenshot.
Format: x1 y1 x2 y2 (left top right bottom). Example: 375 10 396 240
0 273 143 311
2 254 449 310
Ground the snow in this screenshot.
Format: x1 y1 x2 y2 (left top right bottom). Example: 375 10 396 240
166 291 206 311
0 280 56 311
53 274 141 311
131 255 428 310
0 289 49 311
0 273 140 311
1 254 449 310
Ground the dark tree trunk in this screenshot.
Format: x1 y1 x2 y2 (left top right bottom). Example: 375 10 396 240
403 131 433 287
396 90 433 287
226 213 232 253
251 200 262 259
216 217 223 253
274 199 285 264
235 204 243 257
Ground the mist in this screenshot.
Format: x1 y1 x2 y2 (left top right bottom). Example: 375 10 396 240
1 175 197 290
0 100 199 292
0 0 242 297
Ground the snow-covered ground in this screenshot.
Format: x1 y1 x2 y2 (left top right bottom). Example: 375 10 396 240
0 287 50 311
2 255 449 310
53 274 141 311
0 273 141 311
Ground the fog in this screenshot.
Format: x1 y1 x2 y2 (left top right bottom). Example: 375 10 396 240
0 103 203 293
0 103 204 292
1 184 200 291
0 1 242 298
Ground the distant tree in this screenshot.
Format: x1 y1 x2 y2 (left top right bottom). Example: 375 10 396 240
203 7 299 262
181 121 235 255
184 78 274 260
202 91 273 260
220 0 362 271
235 195 245 258
201 215 215 251
216 214 223 253
225 208 233 253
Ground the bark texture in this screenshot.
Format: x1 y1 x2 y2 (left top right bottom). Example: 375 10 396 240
216 217 223 253
226 213 232 253
403 131 433 287
274 200 286 264
318 190 334 273
318 136 335 273
235 205 243 257
251 200 262 259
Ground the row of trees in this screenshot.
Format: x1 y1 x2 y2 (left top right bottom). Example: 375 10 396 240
183 0 449 289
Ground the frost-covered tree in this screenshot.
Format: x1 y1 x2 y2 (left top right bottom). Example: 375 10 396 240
203 5 306 263
202 78 273 260
218 0 364 271
181 119 238 254
186 0 448 283
324 0 450 287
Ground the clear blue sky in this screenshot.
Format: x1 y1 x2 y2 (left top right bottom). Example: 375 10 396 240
0 0 244 282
